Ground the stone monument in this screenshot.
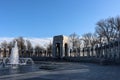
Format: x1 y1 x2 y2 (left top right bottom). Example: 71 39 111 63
52 35 69 58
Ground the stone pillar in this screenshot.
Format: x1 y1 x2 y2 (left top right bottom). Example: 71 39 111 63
0 48 4 58
0 48 3 58
102 43 105 58
87 47 90 57
110 42 114 59
104 43 107 59
118 40 120 59
82 48 84 57
90 47 93 57
114 41 118 60
95 45 98 58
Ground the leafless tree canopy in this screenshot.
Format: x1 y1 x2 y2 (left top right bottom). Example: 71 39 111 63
95 16 120 43
26 40 32 50
1 41 8 48
69 33 80 49
82 33 98 47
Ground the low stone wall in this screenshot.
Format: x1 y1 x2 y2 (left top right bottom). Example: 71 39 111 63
62 57 100 63
31 57 99 63
31 56 120 65
31 57 54 61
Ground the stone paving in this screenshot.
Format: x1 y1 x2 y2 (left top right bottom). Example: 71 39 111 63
0 62 120 80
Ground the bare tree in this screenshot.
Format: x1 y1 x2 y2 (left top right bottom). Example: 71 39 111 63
46 42 52 56
115 16 120 38
0 41 10 57
82 33 98 47
7 41 14 53
34 45 45 56
26 40 33 50
109 16 120 39
0 40 8 48
69 33 80 49
8 42 14 48
95 18 115 43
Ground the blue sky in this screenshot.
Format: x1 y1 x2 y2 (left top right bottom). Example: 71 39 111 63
0 0 120 38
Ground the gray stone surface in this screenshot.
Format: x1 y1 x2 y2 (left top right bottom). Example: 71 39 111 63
0 62 120 80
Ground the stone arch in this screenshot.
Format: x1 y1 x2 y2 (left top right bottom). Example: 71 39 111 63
52 35 69 58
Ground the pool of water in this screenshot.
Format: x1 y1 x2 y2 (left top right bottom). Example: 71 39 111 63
0 61 120 80
0 61 60 76
0 64 39 76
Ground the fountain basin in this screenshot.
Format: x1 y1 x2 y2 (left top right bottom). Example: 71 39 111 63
0 57 34 68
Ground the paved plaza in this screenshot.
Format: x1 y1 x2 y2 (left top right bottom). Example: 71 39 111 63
0 62 120 80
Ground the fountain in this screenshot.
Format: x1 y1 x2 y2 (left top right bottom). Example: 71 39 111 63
9 41 19 65
0 41 34 68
